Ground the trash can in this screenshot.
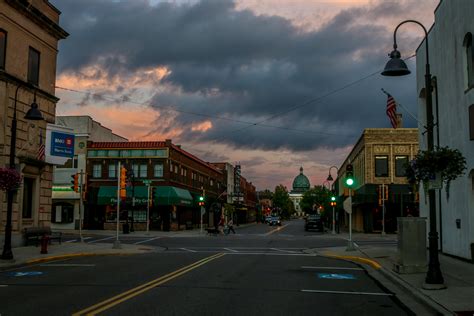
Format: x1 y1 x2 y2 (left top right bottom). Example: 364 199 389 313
393 217 428 274
122 223 130 234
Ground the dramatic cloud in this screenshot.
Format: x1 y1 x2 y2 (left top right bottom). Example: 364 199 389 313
52 0 438 188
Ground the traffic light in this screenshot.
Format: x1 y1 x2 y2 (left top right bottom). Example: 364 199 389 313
150 187 156 207
120 166 127 198
198 196 205 206
345 164 354 187
70 173 79 192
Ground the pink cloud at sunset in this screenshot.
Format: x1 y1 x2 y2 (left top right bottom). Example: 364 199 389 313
191 121 213 132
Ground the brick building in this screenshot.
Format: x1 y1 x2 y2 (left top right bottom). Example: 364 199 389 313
337 128 419 233
85 140 224 231
0 0 68 246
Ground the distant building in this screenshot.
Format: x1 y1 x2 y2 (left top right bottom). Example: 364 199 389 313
85 140 224 231
337 128 419 233
0 0 68 246
51 116 127 230
416 0 474 260
289 167 310 216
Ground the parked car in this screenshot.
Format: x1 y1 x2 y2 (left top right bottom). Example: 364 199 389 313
305 214 323 232
269 216 282 226
265 215 272 224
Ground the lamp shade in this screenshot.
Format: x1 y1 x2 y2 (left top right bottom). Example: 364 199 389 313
326 174 333 181
381 49 411 77
24 101 44 120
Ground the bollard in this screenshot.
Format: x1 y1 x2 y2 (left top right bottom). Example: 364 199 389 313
40 234 49 254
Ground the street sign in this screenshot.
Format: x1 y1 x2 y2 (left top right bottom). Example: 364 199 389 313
343 196 352 214
142 180 152 185
428 172 443 190
50 131 75 158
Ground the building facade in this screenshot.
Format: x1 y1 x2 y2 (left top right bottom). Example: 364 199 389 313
289 167 310 216
51 116 127 230
85 140 225 231
0 0 67 245
338 128 419 233
416 0 474 260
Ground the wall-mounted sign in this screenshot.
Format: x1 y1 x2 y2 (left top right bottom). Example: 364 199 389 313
50 131 75 158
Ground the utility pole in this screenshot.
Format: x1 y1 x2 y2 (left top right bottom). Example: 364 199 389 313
78 169 84 243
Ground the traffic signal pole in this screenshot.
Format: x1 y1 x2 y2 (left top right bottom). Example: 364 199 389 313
346 188 355 251
146 183 150 235
113 161 121 249
382 184 386 235
332 205 336 235
79 169 84 243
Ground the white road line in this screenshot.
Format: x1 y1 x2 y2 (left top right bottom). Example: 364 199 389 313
226 252 317 257
301 266 364 271
223 248 238 253
40 264 96 267
83 237 93 240
133 237 161 245
65 239 77 243
271 248 298 254
263 224 289 236
0 285 8 287
180 248 197 252
88 236 115 243
301 289 393 296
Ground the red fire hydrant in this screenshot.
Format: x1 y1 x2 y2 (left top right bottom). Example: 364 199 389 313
40 234 49 254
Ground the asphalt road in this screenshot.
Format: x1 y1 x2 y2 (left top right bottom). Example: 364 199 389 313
0 220 409 316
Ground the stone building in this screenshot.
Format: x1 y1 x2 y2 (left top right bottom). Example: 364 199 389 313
289 167 310 216
416 0 474 260
0 0 68 246
337 128 419 233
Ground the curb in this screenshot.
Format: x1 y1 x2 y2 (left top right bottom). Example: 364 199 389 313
323 253 382 270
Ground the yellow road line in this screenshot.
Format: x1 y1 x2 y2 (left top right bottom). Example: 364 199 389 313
264 224 288 236
324 254 382 270
72 253 225 316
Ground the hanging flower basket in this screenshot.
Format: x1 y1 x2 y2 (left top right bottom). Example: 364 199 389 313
0 168 23 191
405 146 467 200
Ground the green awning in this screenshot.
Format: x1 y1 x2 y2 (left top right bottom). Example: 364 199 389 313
154 186 193 206
97 186 193 207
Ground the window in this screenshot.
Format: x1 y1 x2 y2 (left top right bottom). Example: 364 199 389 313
395 156 408 177
22 178 34 218
169 162 173 172
139 164 147 178
470 105 474 140
464 33 474 89
108 163 117 178
0 29 6 69
132 164 139 178
92 164 102 178
51 203 74 223
56 156 78 169
174 165 178 174
375 156 389 177
154 163 163 177
27 47 40 86
210 179 214 186
132 163 147 178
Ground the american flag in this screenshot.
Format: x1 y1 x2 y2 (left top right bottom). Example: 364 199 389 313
37 131 45 161
386 94 398 128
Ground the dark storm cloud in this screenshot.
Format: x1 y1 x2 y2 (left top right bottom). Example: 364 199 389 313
52 0 430 151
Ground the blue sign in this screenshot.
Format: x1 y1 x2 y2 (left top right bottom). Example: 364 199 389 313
6 271 44 277
50 131 75 158
317 273 356 280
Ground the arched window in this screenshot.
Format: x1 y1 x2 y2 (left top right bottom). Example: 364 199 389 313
469 104 474 140
464 33 474 89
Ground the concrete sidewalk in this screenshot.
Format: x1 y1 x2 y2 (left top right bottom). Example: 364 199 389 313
308 234 474 315
0 242 163 271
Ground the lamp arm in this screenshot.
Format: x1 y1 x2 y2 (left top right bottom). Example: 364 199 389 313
393 20 429 65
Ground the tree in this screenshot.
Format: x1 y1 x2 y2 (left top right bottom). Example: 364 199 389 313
273 184 291 219
300 186 331 214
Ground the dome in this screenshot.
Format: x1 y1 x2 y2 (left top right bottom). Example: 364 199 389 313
292 167 310 192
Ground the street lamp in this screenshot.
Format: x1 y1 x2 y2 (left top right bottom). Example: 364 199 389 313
382 20 444 288
1 84 44 260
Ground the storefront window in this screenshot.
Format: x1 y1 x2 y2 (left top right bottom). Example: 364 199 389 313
154 164 163 177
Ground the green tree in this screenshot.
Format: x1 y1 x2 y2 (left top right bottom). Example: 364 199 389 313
300 186 331 214
273 184 292 219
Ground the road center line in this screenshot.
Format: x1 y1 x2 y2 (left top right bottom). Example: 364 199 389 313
301 266 364 271
301 289 393 296
72 253 225 316
180 248 197 252
88 236 115 243
133 237 161 245
264 224 289 236
223 248 238 253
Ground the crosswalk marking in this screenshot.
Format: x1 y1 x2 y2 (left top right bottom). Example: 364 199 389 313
133 237 161 245
223 248 238 253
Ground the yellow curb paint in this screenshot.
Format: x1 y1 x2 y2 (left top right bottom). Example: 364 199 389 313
72 253 226 316
323 254 382 270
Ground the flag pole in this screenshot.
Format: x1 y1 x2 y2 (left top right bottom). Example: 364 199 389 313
381 88 422 125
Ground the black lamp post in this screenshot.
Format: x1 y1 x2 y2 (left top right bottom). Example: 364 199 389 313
382 20 445 288
1 84 44 260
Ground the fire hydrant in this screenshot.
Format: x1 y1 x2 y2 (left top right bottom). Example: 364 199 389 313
40 234 49 254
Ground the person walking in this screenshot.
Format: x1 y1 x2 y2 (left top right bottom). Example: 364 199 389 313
227 218 236 234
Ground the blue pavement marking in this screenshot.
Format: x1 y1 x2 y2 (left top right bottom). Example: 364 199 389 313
317 273 356 280
6 271 44 277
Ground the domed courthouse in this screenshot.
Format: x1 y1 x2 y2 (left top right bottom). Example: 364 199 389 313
289 167 311 216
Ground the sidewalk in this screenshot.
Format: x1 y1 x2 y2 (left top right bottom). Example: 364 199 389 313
0 242 163 271
308 233 474 315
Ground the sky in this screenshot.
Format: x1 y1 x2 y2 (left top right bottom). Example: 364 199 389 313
51 0 439 190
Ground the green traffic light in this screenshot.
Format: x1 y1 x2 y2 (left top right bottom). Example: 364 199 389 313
345 178 354 186
331 196 336 201
199 196 204 201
